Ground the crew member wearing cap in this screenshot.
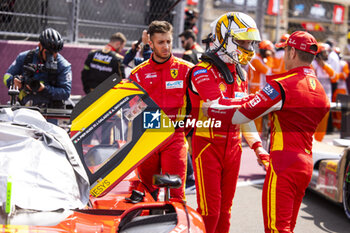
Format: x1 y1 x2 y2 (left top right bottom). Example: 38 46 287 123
273 33 290 74
202 31 330 232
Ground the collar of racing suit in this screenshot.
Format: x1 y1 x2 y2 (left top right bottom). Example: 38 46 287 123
226 63 237 75
106 43 117 52
149 54 174 70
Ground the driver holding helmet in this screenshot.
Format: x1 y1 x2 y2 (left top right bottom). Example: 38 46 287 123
188 12 269 233
3 28 72 108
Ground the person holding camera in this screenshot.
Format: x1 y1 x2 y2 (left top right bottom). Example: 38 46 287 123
3 28 71 108
312 42 336 142
184 8 199 35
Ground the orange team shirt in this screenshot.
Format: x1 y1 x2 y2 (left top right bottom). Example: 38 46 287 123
248 54 272 94
272 50 287 75
338 60 349 81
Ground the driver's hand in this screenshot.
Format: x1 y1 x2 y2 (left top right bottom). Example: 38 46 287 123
38 83 45 92
255 147 270 171
202 100 214 117
26 82 45 92
131 41 140 51
142 29 149 45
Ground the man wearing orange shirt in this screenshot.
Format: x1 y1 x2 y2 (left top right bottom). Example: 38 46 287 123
273 34 290 75
332 47 349 129
312 43 336 141
248 40 275 133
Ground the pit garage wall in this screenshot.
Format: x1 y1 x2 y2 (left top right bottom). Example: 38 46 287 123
0 40 98 105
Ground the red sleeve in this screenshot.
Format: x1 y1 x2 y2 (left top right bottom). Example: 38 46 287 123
239 81 283 120
191 66 221 101
207 81 283 124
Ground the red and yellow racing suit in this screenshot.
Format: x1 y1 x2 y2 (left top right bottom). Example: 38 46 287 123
129 54 193 200
189 61 262 233
207 66 330 233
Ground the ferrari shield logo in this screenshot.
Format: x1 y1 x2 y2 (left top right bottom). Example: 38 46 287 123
170 68 178 79
309 78 316 90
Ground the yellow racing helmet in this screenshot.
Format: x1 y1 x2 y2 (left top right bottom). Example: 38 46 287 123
211 12 261 64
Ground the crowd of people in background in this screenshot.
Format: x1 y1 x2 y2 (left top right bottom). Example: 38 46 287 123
243 32 349 142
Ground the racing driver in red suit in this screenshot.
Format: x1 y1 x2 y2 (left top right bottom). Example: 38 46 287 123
204 31 330 232
129 21 193 200
188 12 269 233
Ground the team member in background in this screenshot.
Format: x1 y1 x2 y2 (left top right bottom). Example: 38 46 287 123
178 29 203 65
248 40 275 94
273 33 290 74
123 29 152 69
188 12 269 233
3 28 71 108
332 47 349 129
129 21 193 200
325 39 341 133
81 32 126 94
248 39 275 133
204 31 329 233
312 43 336 142
184 8 199 34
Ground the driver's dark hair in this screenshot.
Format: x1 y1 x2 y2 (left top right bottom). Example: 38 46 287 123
148 21 173 39
179 29 196 41
39 28 64 53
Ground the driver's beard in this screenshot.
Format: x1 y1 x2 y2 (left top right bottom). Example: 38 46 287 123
153 49 171 62
184 42 192 51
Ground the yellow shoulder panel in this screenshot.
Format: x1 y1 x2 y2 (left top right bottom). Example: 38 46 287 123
174 57 194 68
197 61 212 69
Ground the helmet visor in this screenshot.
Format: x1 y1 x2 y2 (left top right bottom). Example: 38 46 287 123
237 45 255 65
230 28 261 41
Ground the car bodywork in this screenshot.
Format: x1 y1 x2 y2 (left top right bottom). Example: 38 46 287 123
310 139 350 218
309 94 350 220
0 74 206 232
